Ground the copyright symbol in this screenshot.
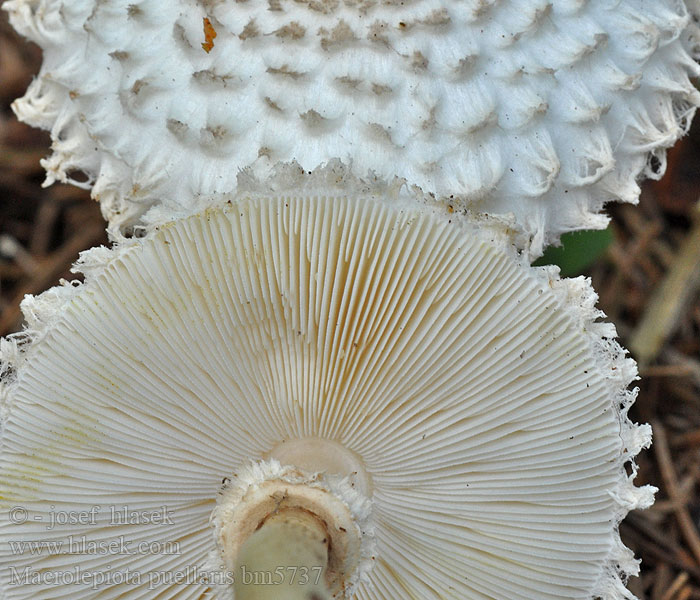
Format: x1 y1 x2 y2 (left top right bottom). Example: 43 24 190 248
9 507 28 524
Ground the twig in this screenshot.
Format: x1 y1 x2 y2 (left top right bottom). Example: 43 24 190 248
673 429 700 449
654 563 674 600
642 364 698 378
0 235 38 275
664 349 700 387
621 521 700 582
653 420 700 567
677 587 693 600
29 197 63 256
630 202 700 368
628 511 700 575
662 572 690 600
0 223 104 334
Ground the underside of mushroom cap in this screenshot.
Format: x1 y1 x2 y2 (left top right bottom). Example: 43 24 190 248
0 166 653 599
5 0 700 255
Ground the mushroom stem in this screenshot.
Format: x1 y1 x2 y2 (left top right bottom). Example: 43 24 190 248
234 509 331 600
212 460 373 598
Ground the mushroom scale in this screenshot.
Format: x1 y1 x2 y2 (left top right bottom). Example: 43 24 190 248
5 0 700 254
0 180 652 599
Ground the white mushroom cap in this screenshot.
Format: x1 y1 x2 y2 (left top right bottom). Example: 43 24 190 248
5 0 700 254
0 166 653 599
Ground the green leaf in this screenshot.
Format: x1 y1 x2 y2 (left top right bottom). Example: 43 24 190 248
533 228 613 277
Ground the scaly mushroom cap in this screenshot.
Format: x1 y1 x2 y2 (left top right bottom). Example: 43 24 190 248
5 0 700 254
0 166 653 599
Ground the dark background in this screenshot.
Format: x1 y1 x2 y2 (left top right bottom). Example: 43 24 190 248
2 13 699 600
